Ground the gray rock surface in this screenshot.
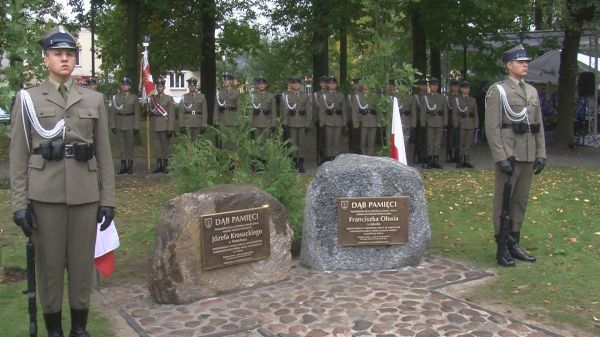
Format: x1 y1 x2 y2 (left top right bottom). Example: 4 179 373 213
301 154 431 270
148 184 292 304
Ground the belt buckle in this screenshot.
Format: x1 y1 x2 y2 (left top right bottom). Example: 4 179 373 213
65 144 74 158
192 110 196 115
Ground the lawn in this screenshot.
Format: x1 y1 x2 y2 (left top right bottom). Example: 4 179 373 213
1 164 599 336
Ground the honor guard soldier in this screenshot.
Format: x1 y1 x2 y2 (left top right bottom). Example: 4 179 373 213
282 76 312 172
389 79 411 145
419 77 447 168
348 78 362 153
148 78 176 173
85 77 98 91
109 77 140 174
445 80 460 163
485 44 545 267
318 76 347 161
214 73 241 128
313 75 329 164
10 26 116 337
410 78 428 165
352 81 380 156
250 76 278 140
452 81 478 168
179 77 207 142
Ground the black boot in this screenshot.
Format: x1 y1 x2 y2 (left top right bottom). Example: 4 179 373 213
69 308 90 337
433 156 442 169
152 159 163 174
118 160 127 174
44 311 65 337
162 159 169 174
292 158 298 170
127 160 133 174
507 232 536 262
456 154 463 168
298 158 305 173
463 155 474 168
495 235 516 267
426 156 433 169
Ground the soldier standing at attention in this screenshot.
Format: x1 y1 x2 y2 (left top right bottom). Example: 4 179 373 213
10 26 115 337
179 77 207 142
282 76 312 172
110 77 140 174
319 76 347 161
85 77 98 91
148 78 175 173
453 81 478 168
348 78 362 153
445 80 460 163
421 77 447 169
410 78 428 165
250 76 277 140
313 75 329 164
214 73 241 128
485 44 545 267
352 81 380 156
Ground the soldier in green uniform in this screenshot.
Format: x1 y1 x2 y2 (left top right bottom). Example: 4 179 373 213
348 78 362 153
410 78 428 165
445 80 460 163
420 78 447 169
318 76 347 161
485 44 546 267
10 26 115 337
85 77 98 91
352 81 380 156
109 77 140 174
452 81 478 168
148 78 176 173
389 79 411 147
214 73 241 128
282 76 312 172
250 76 277 140
179 78 207 142
313 75 329 164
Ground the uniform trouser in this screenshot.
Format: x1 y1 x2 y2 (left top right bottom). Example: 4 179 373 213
288 127 306 158
446 124 456 152
182 127 202 142
360 126 377 156
117 129 134 160
152 130 170 159
325 126 342 157
492 161 535 234
426 126 443 157
459 128 474 156
31 201 98 313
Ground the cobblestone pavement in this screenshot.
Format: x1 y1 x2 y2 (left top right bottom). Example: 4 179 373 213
101 256 564 337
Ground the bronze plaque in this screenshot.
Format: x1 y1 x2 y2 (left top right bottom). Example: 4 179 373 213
200 205 270 270
337 196 409 246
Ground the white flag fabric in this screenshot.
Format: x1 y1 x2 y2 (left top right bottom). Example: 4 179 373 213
390 97 407 164
94 220 119 259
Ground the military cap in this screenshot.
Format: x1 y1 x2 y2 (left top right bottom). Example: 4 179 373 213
85 77 97 85
120 77 132 85
222 73 235 80
155 78 166 86
327 76 338 84
319 75 329 82
288 76 302 84
417 78 428 85
255 76 267 84
39 26 77 50
429 77 440 85
449 80 460 86
186 78 198 85
459 81 470 88
502 44 531 63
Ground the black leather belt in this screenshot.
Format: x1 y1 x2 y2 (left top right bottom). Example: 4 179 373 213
428 110 443 116
501 122 540 134
33 144 74 158
184 111 201 115
117 112 135 116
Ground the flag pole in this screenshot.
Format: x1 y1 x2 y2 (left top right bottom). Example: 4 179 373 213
142 36 151 171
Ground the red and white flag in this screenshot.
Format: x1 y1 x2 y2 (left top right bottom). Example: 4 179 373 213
94 220 120 278
390 97 407 164
139 49 155 100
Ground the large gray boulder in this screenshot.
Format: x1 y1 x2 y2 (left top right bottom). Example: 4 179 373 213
301 154 430 270
149 185 292 304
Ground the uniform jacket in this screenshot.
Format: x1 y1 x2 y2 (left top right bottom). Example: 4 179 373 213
109 91 140 130
452 95 478 130
395 94 411 129
214 87 241 127
250 91 277 128
179 92 207 128
318 90 347 127
445 93 459 125
485 77 546 163
410 92 426 127
420 92 448 128
281 90 312 128
148 93 176 132
10 80 116 212
351 92 379 128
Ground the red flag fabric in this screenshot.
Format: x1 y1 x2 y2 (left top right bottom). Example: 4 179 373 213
390 96 407 164
94 219 119 278
94 251 115 278
139 49 154 100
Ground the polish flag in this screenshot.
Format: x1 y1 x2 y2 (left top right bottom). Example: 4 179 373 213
390 96 407 164
139 49 155 100
94 220 120 278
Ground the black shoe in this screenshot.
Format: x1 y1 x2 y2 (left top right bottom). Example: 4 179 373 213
456 155 462 168
69 309 90 337
127 160 133 174
298 158 305 173
162 159 169 174
426 156 433 169
117 160 127 174
152 159 163 174
44 311 65 337
433 156 442 169
495 235 516 267
507 232 536 262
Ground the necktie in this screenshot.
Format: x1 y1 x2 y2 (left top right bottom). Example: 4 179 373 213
519 81 526 96
59 84 68 103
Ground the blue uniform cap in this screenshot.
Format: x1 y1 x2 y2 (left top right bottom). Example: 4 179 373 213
120 77 132 85
155 78 166 86
502 44 531 63
186 78 198 85
39 26 77 50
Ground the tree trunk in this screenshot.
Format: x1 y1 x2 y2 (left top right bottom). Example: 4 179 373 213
125 0 139 93
555 26 582 147
339 25 348 88
430 46 441 83
311 0 329 93
410 6 427 78
200 0 217 125
534 0 544 30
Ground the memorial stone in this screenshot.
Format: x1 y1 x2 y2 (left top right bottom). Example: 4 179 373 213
149 185 293 304
301 154 431 270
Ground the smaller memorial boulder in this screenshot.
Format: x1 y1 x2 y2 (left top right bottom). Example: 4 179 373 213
301 154 431 271
149 185 292 304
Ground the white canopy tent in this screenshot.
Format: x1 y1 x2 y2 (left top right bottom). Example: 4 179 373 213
524 50 595 85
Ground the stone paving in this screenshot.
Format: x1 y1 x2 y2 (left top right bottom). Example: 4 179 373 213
101 255 564 337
